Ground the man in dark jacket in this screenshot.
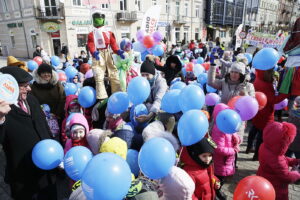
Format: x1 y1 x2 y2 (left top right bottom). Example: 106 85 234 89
33 45 42 58
0 67 69 200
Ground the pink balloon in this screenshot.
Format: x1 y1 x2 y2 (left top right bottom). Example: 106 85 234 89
213 103 229 119
85 69 93 79
234 96 259 121
205 93 220 106
274 98 288 110
33 56 43 66
136 30 145 42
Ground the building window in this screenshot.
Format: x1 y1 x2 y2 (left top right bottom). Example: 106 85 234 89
1 0 8 12
219 31 226 38
135 0 141 11
184 27 189 42
120 0 127 11
175 28 180 43
31 35 37 48
121 32 130 38
195 28 199 40
10 36 15 48
101 4 109 9
195 4 200 18
175 1 180 16
77 34 88 47
184 2 188 16
73 0 81 6
152 0 157 5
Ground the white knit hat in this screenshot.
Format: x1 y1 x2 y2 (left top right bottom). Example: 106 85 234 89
230 62 246 75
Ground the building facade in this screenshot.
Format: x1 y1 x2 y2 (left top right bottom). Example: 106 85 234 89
0 0 207 58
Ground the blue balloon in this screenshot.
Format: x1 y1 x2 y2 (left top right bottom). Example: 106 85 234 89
107 92 130 114
138 137 176 179
78 86 96 108
56 69 65 74
197 57 204 64
177 110 209 146
197 73 208 85
206 84 217 93
51 56 60 67
133 41 147 53
161 89 181 113
252 48 280 70
181 67 187 77
82 153 132 200
32 139 64 170
244 53 253 64
127 77 150 105
27 60 38 71
64 146 93 181
152 45 164 56
193 64 205 77
216 109 242 134
170 81 186 90
64 83 78 96
130 104 149 128
179 85 205 112
126 149 140 177
65 66 78 79
141 50 149 61
88 59 92 65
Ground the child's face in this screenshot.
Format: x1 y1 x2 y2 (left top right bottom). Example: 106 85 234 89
198 153 212 165
71 128 85 141
69 104 81 114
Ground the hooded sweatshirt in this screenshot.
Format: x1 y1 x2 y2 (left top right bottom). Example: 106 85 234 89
257 121 300 200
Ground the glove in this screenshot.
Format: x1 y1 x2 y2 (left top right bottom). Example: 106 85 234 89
117 49 125 59
93 51 100 61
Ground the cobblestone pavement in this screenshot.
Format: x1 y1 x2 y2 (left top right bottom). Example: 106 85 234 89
222 125 300 200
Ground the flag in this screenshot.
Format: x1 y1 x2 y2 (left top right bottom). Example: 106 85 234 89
141 5 161 35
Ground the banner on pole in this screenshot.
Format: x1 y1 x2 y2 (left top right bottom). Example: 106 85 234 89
235 24 243 50
141 5 161 35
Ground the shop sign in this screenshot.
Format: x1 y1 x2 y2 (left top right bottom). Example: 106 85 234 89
23 8 34 17
7 23 23 28
41 22 60 33
76 27 89 34
14 11 21 18
51 31 60 38
72 20 92 26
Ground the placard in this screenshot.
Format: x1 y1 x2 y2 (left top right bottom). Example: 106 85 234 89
0 74 19 104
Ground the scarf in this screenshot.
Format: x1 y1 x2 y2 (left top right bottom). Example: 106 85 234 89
93 27 108 49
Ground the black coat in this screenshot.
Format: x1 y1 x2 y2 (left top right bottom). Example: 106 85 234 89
33 50 42 58
0 94 69 200
155 55 183 86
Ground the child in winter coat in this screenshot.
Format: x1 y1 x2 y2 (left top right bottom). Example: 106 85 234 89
211 104 240 182
61 95 83 143
103 109 125 132
180 137 220 200
287 96 300 159
257 121 300 200
64 113 90 154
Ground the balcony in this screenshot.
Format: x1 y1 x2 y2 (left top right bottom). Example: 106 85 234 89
173 15 188 25
35 5 64 20
116 11 138 22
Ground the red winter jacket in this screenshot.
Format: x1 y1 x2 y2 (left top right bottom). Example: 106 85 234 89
252 70 289 130
189 42 195 50
87 30 119 55
257 121 300 200
180 147 217 200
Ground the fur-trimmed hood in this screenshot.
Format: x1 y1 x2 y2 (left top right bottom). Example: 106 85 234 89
32 68 58 85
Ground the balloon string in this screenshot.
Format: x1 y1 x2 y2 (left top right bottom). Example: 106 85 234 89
176 147 183 166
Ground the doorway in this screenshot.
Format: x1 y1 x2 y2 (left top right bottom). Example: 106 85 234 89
52 38 61 56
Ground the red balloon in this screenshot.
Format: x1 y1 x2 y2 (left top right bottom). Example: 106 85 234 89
33 56 43 66
202 62 210 71
186 62 194 72
58 73 67 82
255 92 267 110
143 35 155 49
228 96 242 109
234 176 275 200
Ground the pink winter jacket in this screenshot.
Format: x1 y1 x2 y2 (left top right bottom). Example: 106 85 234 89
211 107 239 177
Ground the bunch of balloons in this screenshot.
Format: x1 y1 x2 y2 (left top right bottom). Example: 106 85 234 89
133 30 165 60
161 89 181 114
127 76 150 105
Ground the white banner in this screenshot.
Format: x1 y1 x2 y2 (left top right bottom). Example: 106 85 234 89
141 5 161 35
235 24 243 50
